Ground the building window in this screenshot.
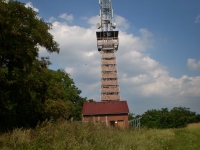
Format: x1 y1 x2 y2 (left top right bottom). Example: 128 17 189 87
110 121 115 127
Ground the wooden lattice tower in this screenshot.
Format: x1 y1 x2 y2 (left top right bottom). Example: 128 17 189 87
96 0 120 101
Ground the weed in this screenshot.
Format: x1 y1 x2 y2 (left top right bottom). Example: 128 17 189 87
0 122 200 150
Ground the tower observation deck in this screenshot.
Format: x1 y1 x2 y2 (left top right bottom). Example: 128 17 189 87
96 0 120 101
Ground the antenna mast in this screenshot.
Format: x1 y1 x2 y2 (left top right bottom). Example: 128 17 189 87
96 0 120 101
97 0 116 31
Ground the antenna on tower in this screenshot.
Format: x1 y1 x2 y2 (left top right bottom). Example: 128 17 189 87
96 0 116 31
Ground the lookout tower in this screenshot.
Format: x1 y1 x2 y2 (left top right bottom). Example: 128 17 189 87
96 0 120 101
82 0 130 129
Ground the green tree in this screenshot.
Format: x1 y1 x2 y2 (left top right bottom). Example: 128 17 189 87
140 107 198 129
43 69 86 121
141 109 161 128
169 107 196 128
87 99 95 102
0 0 59 130
128 113 135 121
196 114 200 122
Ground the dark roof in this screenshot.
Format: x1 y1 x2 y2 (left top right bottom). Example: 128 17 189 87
82 101 129 115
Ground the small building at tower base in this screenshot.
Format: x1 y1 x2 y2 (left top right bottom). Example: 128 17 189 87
82 101 129 129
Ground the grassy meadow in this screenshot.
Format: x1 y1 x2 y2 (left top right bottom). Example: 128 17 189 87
0 121 200 150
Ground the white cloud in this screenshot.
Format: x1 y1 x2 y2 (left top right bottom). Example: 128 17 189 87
48 17 56 23
65 67 74 75
59 13 74 23
136 74 200 98
25 2 39 12
114 15 129 31
86 15 130 31
195 14 200 23
40 14 200 114
87 15 100 25
117 29 154 53
187 58 200 71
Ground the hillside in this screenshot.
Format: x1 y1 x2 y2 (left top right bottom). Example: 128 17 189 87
0 121 200 150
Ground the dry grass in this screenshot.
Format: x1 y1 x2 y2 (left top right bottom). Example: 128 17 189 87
186 123 200 129
0 121 200 150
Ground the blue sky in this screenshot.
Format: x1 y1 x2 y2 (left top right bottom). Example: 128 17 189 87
19 0 200 115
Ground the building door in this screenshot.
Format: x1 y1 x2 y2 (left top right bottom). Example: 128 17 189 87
118 120 124 128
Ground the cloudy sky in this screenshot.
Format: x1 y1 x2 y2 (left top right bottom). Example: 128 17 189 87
20 0 200 115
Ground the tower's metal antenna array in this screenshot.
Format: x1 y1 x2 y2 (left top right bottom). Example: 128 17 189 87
96 0 120 101
97 0 116 31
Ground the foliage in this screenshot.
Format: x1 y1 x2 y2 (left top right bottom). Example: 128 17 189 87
0 121 200 150
128 113 135 121
196 114 200 122
87 99 95 102
0 0 86 131
44 99 73 121
0 0 59 130
44 69 86 121
141 107 199 129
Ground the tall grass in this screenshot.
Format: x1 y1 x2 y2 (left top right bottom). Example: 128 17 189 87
0 121 200 150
